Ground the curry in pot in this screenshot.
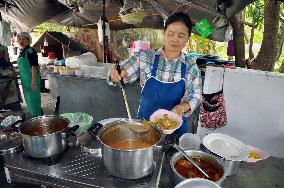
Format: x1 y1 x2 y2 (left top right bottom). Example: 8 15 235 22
22 123 66 136
111 140 152 149
174 157 222 182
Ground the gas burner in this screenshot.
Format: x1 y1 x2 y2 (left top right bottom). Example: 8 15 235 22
104 168 154 185
22 147 69 166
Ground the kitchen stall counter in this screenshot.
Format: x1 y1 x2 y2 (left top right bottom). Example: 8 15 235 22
2 145 284 188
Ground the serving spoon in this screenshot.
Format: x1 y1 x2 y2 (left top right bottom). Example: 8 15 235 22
163 134 210 178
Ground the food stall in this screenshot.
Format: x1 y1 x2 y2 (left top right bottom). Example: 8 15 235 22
1 0 283 188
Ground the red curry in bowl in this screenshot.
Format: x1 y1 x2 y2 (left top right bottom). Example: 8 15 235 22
174 157 223 182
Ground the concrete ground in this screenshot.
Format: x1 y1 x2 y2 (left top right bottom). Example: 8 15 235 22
19 86 56 117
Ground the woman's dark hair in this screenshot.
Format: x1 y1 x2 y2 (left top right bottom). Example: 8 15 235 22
164 12 193 36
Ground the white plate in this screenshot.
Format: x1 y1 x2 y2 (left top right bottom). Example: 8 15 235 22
203 133 249 161
175 178 221 188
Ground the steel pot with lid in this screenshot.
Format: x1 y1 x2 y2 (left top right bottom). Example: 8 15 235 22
89 118 163 179
0 114 25 163
0 129 23 163
19 115 79 158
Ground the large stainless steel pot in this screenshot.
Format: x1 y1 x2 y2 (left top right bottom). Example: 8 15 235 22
19 115 78 158
90 119 163 179
170 150 226 185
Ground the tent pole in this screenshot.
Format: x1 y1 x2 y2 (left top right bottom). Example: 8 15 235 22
102 0 108 63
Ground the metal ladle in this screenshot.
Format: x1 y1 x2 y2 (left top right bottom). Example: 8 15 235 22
115 61 132 121
115 61 150 135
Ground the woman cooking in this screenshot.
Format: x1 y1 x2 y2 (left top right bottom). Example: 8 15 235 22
108 12 201 138
17 32 42 116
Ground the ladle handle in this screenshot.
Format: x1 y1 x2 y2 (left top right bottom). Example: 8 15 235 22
115 60 125 88
173 144 210 178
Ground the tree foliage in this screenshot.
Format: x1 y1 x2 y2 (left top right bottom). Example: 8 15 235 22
34 22 67 36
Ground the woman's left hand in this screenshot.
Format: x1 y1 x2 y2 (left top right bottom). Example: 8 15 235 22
31 81 37 91
171 105 184 117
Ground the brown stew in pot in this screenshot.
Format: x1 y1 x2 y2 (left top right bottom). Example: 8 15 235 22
174 157 222 182
23 124 66 136
110 140 152 149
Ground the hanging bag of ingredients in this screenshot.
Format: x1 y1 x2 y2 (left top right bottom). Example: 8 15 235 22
199 67 227 129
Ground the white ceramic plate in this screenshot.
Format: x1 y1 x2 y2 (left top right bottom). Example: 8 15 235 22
203 133 250 161
175 178 221 188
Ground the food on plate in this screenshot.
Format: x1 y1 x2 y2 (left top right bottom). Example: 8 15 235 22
174 157 222 182
154 114 179 130
248 151 261 159
110 139 151 149
141 120 151 126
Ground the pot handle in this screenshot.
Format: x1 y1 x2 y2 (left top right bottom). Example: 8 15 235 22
88 122 104 140
62 124 79 137
115 60 125 88
54 96 60 116
161 134 176 152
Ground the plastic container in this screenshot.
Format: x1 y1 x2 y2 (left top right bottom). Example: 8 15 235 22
179 133 201 150
59 67 75 76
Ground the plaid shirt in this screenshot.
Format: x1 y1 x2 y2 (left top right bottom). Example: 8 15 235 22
110 48 202 116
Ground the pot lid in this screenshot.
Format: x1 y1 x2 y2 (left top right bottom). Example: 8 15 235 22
203 133 250 161
0 129 23 155
76 132 101 156
175 178 221 188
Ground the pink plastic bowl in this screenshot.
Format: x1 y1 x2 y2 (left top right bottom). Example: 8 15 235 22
150 109 182 134
245 145 269 163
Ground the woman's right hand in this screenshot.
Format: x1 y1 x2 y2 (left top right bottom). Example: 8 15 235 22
109 66 127 83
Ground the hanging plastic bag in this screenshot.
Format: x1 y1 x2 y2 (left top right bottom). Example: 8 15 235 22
97 17 110 44
224 24 233 42
60 112 93 135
